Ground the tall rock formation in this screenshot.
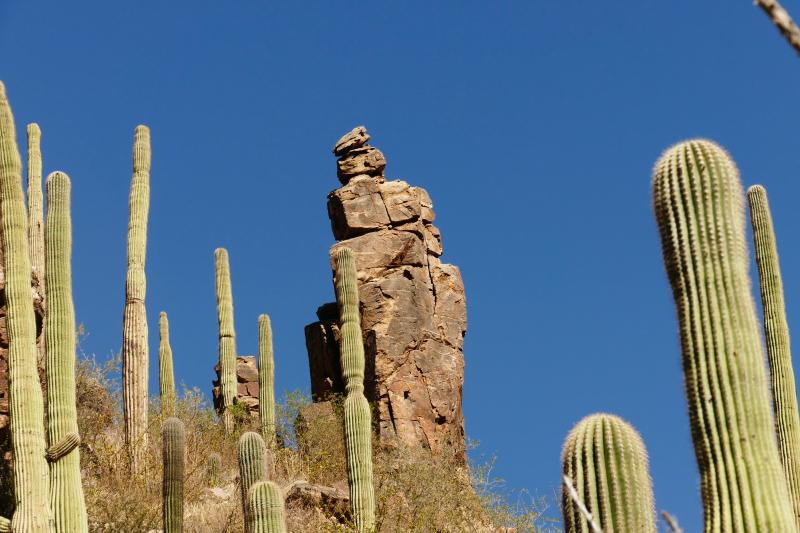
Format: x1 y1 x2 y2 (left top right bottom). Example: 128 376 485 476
305 127 467 457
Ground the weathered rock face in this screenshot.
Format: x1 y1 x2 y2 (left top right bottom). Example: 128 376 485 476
306 127 467 457
212 356 260 416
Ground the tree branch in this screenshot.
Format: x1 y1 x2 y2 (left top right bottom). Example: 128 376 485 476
755 0 800 57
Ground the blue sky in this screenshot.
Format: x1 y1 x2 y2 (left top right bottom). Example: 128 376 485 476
2 1 800 531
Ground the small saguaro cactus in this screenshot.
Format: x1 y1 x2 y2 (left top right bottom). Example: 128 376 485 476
45 171 88 533
163 417 185 533
238 431 272 533
561 413 655 533
0 80 56 532
258 314 276 447
748 184 800 527
26 123 45 366
208 453 221 488
215 248 237 430
246 481 287 533
653 140 796 533
159 311 177 420
122 125 151 474
334 247 375 532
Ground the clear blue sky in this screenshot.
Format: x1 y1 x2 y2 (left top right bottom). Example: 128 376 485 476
2 2 800 531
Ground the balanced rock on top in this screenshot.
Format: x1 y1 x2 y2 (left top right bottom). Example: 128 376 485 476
333 126 386 185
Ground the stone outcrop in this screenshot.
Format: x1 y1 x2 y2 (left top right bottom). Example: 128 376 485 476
212 356 260 415
305 127 467 457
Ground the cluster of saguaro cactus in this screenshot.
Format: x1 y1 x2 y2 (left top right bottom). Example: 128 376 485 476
246 481 287 533
215 247 238 430
159 311 177 420
334 247 375 532
259 314 276 447
122 125 151 474
561 413 655 533
239 431 269 530
163 417 185 533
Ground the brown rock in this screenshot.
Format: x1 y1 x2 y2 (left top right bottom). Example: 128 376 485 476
379 180 421 224
329 230 425 274
424 224 442 257
337 146 386 184
212 356 260 416
304 320 343 400
412 186 436 223
332 126 370 157
327 177 390 240
284 481 351 523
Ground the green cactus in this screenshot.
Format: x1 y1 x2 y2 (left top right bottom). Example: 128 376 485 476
0 80 56 532
159 311 177 420
215 247 237 430
748 184 800 527
208 453 221 488
653 139 796 533
163 417 185 533
246 481 287 533
561 413 655 533
122 125 151 474
239 431 270 532
258 314 276 447
26 123 45 367
0 517 9 532
44 171 87 532
334 247 375 532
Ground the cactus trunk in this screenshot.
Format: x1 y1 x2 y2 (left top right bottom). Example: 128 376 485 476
0 80 55 531
653 140 796 533
246 481 287 533
258 314 276 447
238 431 271 533
159 312 176 420
214 248 237 430
122 125 151 475
748 184 800 527
208 453 221 487
45 171 87 532
334 247 375 532
561 413 655 533
163 417 185 533
26 123 45 368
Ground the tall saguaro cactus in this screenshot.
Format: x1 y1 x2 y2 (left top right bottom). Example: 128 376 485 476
334 247 375 532
258 314 276 447
123 125 151 474
27 123 45 366
246 481 287 533
163 417 185 533
748 184 800 527
215 248 237 429
0 80 55 532
159 312 177 420
561 413 655 533
45 171 87 533
653 139 796 533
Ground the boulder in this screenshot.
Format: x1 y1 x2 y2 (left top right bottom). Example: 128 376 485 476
284 481 351 523
332 126 370 157
337 146 386 184
212 356 260 416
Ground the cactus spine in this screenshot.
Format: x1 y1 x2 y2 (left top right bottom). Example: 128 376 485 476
246 481 287 533
45 171 87 533
653 140 796 533
215 248 237 429
0 80 55 531
258 314 276 447
239 431 270 533
122 125 151 474
748 184 800 527
159 311 177 420
334 247 375 532
163 417 185 533
561 413 655 533
26 123 45 367
208 453 221 487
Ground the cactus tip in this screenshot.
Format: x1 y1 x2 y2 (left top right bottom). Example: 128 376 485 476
27 123 41 136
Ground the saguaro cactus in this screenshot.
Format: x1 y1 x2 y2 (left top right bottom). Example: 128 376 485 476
215 248 237 429
258 314 276 447
163 417 185 533
0 80 55 531
246 481 287 533
561 413 655 533
653 139 796 533
239 431 270 532
208 453 221 488
27 123 45 367
334 247 375 532
122 125 151 474
159 311 177 420
45 171 88 533
748 184 800 527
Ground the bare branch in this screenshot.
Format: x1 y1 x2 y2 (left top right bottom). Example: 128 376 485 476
562 474 604 533
661 510 684 533
756 0 800 57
